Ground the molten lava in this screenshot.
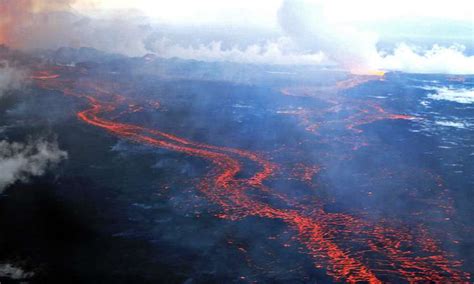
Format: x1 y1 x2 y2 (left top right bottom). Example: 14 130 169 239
350 69 386 77
31 66 471 283
280 74 416 151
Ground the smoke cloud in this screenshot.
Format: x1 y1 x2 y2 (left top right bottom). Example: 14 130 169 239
0 0 151 56
0 138 68 192
0 61 27 98
0 0 77 47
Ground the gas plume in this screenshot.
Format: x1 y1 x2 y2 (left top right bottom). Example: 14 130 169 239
0 0 150 56
0 0 76 47
1 0 473 74
0 60 27 98
0 138 68 192
277 0 380 72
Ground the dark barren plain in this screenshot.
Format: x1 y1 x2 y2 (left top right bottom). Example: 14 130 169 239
0 46 473 283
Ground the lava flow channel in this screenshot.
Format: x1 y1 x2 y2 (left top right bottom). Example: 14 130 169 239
33 70 470 283
77 95 382 283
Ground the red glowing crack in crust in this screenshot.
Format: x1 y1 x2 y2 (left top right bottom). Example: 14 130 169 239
32 68 470 283
279 74 416 152
283 80 416 134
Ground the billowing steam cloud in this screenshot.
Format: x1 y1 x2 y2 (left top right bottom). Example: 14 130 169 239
0 0 76 47
277 0 380 71
16 11 150 56
0 0 150 56
148 37 326 65
1 0 473 74
145 0 474 74
0 138 68 192
0 61 27 98
379 43 474 74
144 0 376 68
275 0 474 74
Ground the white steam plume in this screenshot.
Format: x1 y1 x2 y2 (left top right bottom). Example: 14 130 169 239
379 44 474 75
275 0 474 74
2 0 474 74
0 138 68 192
277 0 380 71
0 61 27 98
149 37 326 65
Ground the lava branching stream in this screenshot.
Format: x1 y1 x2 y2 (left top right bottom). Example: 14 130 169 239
280 75 416 152
32 67 470 283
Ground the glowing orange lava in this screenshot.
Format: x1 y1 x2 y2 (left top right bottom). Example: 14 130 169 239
279 74 416 151
31 67 470 283
30 70 60 80
350 69 386 77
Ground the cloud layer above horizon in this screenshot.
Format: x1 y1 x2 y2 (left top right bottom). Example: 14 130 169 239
1 0 473 74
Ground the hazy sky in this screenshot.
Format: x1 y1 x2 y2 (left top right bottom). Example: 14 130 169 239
2 0 473 73
75 0 474 27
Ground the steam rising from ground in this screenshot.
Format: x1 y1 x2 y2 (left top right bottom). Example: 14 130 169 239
379 44 474 74
0 139 67 192
0 263 34 280
0 61 27 98
148 38 326 65
425 86 474 104
275 0 474 74
277 0 380 71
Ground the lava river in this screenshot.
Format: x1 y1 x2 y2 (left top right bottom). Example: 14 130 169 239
32 67 471 283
